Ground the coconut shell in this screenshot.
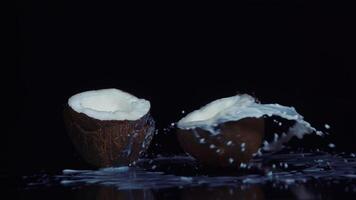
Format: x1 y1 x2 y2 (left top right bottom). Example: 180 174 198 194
177 118 264 168
63 106 155 167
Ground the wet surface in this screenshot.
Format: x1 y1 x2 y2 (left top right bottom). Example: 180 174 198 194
19 151 356 199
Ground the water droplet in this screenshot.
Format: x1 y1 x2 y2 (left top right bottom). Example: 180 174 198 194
324 124 330 129
226 141 232 146
316 131 323 136
240 143 246 152
274 133 279 142
209 144 216 149
253 148 263 157
199 138 205 143
263 140 269 147
328 143 336 148
216 149 221 153
181 110 185 114
229 158 234 163
151 165 157 170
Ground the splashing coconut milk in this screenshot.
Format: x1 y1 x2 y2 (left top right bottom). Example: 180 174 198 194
177 94 320 152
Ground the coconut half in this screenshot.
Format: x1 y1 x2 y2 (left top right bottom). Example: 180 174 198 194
176 94 317 168
64 88 155 167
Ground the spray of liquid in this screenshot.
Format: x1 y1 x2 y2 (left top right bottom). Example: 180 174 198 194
177 94 321 152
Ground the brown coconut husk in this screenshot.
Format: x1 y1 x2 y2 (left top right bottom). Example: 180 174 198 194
177 117 264 169
63 106 155 168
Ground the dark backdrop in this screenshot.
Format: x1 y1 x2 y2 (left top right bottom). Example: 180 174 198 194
12 1 355 174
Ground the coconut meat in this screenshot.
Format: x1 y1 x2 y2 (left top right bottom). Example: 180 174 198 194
68 88 150 121
177 94 319 151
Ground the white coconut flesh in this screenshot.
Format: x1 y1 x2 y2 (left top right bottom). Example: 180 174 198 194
177 94 321 151
68 88 150 121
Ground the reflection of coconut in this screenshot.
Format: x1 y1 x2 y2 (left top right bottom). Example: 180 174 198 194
76 186 154 200
64 88 155 167
177 95 264 168
180 185 264 200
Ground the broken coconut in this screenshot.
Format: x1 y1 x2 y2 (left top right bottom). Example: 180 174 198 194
63 88 155 167
177 94 264 168
177 94 319 168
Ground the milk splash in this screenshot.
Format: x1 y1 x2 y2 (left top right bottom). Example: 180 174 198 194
177 94 320 152
24 152 355 191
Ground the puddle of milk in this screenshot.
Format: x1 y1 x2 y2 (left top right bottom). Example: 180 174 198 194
24 152 356 191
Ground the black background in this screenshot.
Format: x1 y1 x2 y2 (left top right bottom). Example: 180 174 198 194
12 1 355 174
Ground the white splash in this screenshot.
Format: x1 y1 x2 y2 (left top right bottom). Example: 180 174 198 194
177 94 320 152
50 153 356 190
240 162 247 168
274 133 279 142
241 143 246 152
